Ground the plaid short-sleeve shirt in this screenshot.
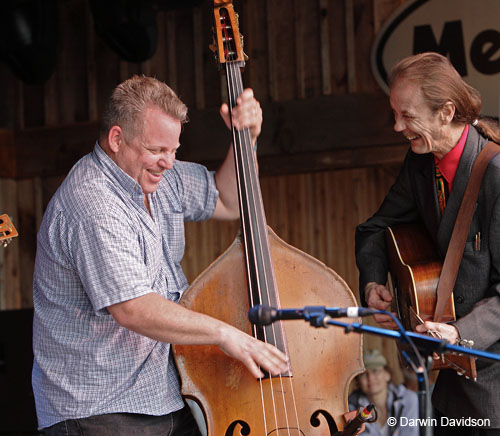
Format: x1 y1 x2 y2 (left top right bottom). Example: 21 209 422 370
32 143 218 429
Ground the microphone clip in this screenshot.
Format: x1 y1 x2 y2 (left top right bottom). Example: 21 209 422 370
302 306 332 328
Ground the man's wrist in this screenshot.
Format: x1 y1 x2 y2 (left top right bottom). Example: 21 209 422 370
363 282 378 306
364 282 378 295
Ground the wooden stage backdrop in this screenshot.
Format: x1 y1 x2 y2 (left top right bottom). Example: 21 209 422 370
0 0 409 382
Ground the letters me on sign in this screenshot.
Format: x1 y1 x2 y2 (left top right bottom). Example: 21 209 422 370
371 0 500 117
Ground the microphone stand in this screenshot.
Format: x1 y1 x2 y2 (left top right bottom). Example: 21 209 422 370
317 315 500 362
270 307 500 436
305 308 433 436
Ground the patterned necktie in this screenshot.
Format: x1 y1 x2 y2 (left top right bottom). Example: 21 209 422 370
435 165 448 215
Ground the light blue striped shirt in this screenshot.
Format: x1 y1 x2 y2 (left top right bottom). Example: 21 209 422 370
32 143 218 429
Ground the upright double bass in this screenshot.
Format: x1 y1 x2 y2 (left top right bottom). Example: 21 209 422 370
173 2 363 434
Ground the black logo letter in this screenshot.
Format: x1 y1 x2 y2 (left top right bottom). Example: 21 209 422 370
413 20 467 76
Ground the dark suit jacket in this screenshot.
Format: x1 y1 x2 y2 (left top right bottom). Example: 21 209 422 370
355 126 500 426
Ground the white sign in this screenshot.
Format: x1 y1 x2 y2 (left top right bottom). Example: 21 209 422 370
371 0 500 116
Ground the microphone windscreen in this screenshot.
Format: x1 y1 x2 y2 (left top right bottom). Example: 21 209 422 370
248 304 275 326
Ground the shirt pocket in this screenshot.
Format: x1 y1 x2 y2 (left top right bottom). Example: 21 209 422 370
159 211 185 264
463 211 483 253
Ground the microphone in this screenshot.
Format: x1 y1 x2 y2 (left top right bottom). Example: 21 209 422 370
340 404 376 436
248 304 377 326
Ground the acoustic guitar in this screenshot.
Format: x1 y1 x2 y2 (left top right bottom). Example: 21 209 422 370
385 223 477 381
0 214 18 248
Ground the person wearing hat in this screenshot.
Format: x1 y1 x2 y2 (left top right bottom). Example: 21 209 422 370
349 349 419 436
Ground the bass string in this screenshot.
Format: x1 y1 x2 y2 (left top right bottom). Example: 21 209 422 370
224 50 300 432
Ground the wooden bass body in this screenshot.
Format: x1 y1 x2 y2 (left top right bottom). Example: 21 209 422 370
174 227 363 435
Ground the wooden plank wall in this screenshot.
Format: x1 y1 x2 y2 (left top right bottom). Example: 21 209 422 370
183 166 400 284
0 0 409 379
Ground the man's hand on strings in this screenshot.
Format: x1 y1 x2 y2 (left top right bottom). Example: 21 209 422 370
416 321 461 360
220 88 262 143
217 323 289 379
416 321 460 344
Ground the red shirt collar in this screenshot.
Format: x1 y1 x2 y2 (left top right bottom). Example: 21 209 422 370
434 124 468 192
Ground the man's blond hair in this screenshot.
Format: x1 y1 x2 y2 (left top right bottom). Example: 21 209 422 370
100 75 188 141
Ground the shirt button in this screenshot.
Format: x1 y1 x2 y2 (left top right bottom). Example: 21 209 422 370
455 295 465 304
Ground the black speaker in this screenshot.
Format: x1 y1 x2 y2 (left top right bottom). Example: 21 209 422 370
0 308 38 435
0 0 59 84
89 0 158 63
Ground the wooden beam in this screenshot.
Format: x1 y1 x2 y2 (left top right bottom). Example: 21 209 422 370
0 93 404 179
181 92 403 159
200 144 407 176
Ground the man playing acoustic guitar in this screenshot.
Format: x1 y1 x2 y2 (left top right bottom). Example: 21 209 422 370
355 52 500 435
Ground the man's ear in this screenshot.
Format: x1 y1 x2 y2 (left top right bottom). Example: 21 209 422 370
107 126 124 153
440 101 455 125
